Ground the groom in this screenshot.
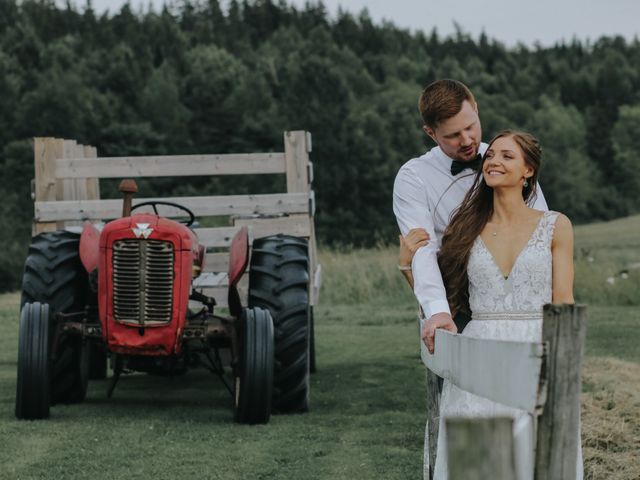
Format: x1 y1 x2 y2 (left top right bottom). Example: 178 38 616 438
393 79 548 352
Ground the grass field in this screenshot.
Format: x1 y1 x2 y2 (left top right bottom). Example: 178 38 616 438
0 215 638 479
1 294 426 479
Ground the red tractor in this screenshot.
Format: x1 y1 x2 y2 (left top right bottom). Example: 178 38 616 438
15 180 311 423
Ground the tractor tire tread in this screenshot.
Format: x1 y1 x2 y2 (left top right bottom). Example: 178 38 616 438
20 231 92 403
249 235 310 413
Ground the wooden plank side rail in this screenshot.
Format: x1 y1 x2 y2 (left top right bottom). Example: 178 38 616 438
54 152 286 178
35 193 312 222
32 131 321 307
34 137 100 234
421 304 587 480
197 217 311 250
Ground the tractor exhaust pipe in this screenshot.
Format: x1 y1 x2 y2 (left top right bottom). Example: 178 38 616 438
119 179 138 217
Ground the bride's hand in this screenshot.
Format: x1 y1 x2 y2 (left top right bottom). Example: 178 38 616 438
399 228 430 267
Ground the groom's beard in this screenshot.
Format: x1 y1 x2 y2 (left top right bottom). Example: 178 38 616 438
456 143 479 161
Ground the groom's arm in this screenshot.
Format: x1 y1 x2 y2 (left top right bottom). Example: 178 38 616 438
393 164 451 319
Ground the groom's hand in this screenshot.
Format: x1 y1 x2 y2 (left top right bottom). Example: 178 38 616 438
422 312 458 354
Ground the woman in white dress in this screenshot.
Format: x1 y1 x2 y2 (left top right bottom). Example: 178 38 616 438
400 130 583 479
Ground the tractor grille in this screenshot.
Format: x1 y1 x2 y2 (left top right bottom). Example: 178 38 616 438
112 239 174 325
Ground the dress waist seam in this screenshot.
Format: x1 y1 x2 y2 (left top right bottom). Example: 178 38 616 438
472 312 541 321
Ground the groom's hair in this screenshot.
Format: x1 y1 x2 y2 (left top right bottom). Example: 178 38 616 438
419 79 476 129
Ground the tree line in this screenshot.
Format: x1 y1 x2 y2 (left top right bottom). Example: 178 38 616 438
1 0 639 291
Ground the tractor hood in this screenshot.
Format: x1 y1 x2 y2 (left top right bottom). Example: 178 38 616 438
97 213 199 356
99 213 198 251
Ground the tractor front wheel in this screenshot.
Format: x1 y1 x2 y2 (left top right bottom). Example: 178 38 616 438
15 302 51 420
234 307 274 424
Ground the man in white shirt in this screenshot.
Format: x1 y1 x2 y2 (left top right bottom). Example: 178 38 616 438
393 79 547 350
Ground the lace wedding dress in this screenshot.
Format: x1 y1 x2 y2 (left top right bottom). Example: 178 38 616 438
426 211 583 480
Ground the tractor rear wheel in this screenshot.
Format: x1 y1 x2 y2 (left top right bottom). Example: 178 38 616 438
234 307 274 424
15 302 51 420
249 235 310 413
21 230 91 403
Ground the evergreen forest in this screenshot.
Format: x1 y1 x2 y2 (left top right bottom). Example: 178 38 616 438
1 0 640 291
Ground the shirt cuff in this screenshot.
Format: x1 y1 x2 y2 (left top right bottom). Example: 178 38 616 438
422 300 451 319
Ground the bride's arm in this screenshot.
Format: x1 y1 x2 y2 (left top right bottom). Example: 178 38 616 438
551 214 575 304
398 229 430 288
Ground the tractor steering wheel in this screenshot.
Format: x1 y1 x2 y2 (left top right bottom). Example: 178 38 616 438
131 201 196 227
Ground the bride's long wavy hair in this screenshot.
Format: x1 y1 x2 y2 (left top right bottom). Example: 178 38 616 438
438 130 542 315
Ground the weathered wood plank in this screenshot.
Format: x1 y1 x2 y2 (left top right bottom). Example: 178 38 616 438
192 272 229 288
54 153 286 178
34 138 58 203
83 145 100 201
534 304 586 480
195 227 242 248
283 131 319 305
311 262 322 306
284 130 311 193
233 214 311 239
204 252 229 272
421 330 545 413
59 140 87 227
33 138 60 234
426 367 441 480
446 417 516 480
35 193 311 222
307 215 319 305
59 140 79 202
198 217 311 269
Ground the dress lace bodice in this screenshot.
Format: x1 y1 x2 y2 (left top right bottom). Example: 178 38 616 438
468 211 559 317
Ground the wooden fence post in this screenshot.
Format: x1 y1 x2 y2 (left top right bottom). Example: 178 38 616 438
534 304 587 480
446 417 516 480
426 369 441 480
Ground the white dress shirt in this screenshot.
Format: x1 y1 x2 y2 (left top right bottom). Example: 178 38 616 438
393 144 548 319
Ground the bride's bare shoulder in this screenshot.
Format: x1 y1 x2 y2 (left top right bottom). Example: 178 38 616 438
551 212 573 244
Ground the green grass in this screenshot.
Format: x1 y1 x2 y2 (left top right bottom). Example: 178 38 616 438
583 306 640 363
573 214 640 306
0 293 426 480
320 214 640 308
1 214 638 479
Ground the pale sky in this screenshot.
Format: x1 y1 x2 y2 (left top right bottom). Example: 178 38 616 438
84 0 640 47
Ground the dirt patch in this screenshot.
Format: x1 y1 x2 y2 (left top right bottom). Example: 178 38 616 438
582 357 640 480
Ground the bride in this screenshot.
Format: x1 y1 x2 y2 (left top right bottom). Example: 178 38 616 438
400 130 583 479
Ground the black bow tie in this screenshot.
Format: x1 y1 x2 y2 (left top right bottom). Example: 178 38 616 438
451 154 483 176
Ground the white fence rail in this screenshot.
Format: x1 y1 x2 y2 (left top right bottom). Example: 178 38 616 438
422 304 586 480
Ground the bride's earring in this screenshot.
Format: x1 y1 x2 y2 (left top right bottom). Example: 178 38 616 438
523 178 529 188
